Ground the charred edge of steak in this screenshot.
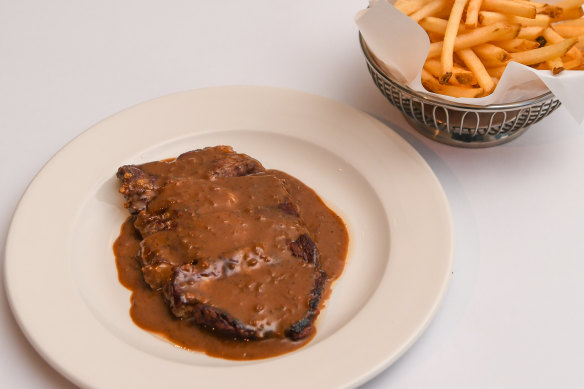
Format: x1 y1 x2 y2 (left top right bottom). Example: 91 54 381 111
166 257 328 342
117 166 160 214
117 147 265 214
165 265 259 340
285 234 326 340
134 208 176 236
289 234 319 266
207 153 264 179
176 145 235 160
191 304 259 340
177 146 265 179
285 269 328 341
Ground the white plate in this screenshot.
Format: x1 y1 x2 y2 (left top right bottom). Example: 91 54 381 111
4 86 453 389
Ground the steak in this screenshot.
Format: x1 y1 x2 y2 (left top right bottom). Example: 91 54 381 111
117 146 327 341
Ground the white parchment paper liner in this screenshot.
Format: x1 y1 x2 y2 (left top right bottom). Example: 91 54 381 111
356 1 584 123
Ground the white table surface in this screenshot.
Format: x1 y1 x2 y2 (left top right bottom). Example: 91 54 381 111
1 1 583 388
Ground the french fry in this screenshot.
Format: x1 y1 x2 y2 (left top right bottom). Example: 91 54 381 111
410 0 452 22
419 17 449 34
473 43 511 66
457 48 497 93
575 34 584 50
542 26 564 43
440 0 470 83
478 11 551 27
391 0 584 97
514 0 568 18
423 58 444 78
543 27 583 66
465 0 484 27
420 17 470 35
493 38 540 51
517 26 546 39
535 62 549 70
421 69 485 97
553 18 584 27
454 68 479 85
555 0 584 9
534 4 564 19
482 0 537 19
551 7 583 23
394 0 436 15
563 56 584 68
509 37 577 65
552 23 584 38
486 65 507 78
524 14 551 27
434 6 456 19
478 10 508 24
424 58 478 84
509 0 562 18
427 32 445 42
428 22 521 58
545 56 565 74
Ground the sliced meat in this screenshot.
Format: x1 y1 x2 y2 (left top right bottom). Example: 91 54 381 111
165 239 326 340
117 166 161 214
138 230 191 290
117 145 265 214
286 269 327 341
290 233 319 265
116 146 329 342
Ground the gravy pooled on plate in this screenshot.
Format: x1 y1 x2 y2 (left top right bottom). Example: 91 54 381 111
114 146 348 360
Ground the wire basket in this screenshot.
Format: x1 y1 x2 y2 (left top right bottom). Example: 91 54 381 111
359 35 562 148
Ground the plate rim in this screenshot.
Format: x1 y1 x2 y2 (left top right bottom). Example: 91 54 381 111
3 86 454 389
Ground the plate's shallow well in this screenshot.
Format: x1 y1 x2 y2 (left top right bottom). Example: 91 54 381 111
4 86 453 389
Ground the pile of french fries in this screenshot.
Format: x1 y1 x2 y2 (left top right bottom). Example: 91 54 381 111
393 0 584 97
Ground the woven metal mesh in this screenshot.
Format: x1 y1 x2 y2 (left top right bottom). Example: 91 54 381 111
361 36 562 147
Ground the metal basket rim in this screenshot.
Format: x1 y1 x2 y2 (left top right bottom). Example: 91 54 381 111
359 33 555 112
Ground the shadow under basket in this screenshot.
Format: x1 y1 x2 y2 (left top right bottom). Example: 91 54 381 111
360 35 561 148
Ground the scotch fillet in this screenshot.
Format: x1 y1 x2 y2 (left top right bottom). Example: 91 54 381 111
116 146 328 341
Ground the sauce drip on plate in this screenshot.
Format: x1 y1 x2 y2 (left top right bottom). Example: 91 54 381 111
113 147 348 360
